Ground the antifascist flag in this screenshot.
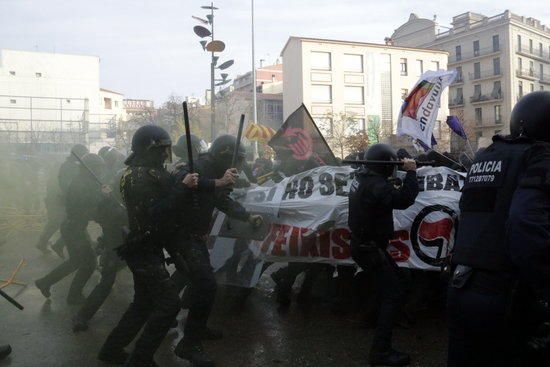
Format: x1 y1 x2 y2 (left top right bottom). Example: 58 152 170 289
446 115 468 140
269 104 339 174
397 70 457 147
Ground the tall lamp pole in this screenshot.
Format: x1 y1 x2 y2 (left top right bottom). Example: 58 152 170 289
193 3 234 142
251 0 259 158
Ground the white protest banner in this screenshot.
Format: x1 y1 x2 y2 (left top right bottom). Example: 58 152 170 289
397 70 457 147
210 166 465 277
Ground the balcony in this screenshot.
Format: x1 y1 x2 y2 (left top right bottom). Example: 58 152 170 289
449 44 501 65
449 96 464 107
451 74 464 85
469 69 501 81
516 68 539 80
470 92 503 105
516 45 550 63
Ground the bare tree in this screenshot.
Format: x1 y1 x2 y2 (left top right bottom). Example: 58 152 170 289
345 130 370 155
318 112 360 159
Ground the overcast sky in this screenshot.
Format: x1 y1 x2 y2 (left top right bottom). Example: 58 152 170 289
1 0 547 104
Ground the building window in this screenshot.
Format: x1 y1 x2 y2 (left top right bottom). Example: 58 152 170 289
356 118 366 132
529 60 535 76
475 107 483 126
401 88 409 100
344 86 364 104
518 35 522 51
531 83 535 92
493 81 502 99
473 40 480 57
519 81 524 97
115 101 119 107
474 62 481 79
9 71 15 76
495 105 502 123
455 87 464 104
104 97 112 109
518 57 523 70
10 99 16 104
474 84 482 99
492 58 500 75
540 42 544 57
400 58 408 76
311 85 332 103
456 66 463 82
417 59 424 75
541 64 544 80
316 116 334 136
529 39 534 53
311 51 331 71
431 61 440 70
493 35 500 52
455 45 462 61
541 85 545 91
35 72 42 77
343 54 363 73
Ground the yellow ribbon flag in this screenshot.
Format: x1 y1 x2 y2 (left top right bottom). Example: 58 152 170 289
244 123 276 142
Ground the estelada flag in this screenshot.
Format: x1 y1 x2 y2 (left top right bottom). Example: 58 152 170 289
244 123 276 142
269 104 339 173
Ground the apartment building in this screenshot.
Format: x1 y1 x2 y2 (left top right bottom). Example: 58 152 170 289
392 11 550 149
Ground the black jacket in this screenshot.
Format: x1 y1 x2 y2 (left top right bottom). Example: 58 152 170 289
348 168 418 247
172 154 250 236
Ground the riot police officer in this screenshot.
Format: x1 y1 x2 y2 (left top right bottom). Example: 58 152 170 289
35 153 105 304
73 168 127 333
98 125 197 367
171 134 262 367
348 143 418 366
172 133 208 166
447 91 550 366
41 144 89 257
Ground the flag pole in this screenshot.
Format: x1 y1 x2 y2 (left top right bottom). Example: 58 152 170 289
465 137 476 159
416 139 466 171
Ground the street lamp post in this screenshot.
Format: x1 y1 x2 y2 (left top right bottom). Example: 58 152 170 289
193 2 233 141
251 0 259 158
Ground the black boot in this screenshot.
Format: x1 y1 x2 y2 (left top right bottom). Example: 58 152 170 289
175 341 215 367
98 348 129 365
35 279 51 298
0 345 12 361
369 348 410 366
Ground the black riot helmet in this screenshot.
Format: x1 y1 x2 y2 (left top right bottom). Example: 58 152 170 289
363 143 398 177
98 146 113 160
126 125 172 166
104 148 126 170
209 134 246 171
70 144 89 160
510 91 550 142
173 134 207 162
80 153 105 179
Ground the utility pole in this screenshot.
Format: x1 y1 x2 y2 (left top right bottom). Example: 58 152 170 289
210 2 216 141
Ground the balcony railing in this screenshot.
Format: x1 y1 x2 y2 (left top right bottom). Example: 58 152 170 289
470 92 503 104
516 44 550 61
451 44 501 63
449 97 464 107
469 69 501 81
451 74 464 84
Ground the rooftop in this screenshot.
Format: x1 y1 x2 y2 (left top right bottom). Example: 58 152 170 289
281 36 449 56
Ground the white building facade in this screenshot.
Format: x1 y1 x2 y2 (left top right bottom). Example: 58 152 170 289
281 37 450 153
0 49 130 153
391 11 550 149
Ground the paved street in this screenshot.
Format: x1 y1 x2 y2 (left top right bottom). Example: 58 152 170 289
1 230 447 367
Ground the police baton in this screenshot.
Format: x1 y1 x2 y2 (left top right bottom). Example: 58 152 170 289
231 114 245 169
182 101 194 173
0 289 24 310
342 159 436 167
71 150 126 209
